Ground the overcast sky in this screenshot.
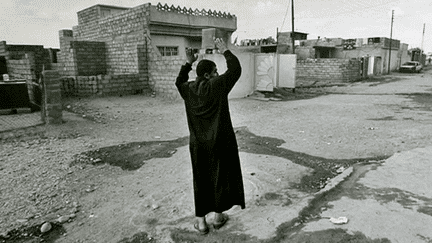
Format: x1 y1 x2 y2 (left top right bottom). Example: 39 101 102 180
1 0 431 52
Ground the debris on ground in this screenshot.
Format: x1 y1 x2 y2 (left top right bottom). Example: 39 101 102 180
328 217 349 225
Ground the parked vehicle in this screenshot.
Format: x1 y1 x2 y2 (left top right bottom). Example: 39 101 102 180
399 61 423 73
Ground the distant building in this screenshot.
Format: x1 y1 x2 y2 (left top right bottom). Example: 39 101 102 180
427 53 432 65
296 37 411 74
236 31 308 54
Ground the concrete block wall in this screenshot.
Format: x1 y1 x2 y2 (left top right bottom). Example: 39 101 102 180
73 4 150 75
72 23 99 41
0 41 7 56
137 44 148 74
77 5 99 25
59 3 240 98
58 30 77 76
6 45 47 78
51 63 62 72
6 58 37 104
296 58 361 86
42 71 62 124
0 41 49 80
149 55 188 100
71 41 106 76
6 58 36 81
60 74 149 97
100 74 149 95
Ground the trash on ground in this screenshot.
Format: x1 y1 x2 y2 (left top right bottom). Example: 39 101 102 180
329 216 348 224
336 166 345 173
40 222 52 233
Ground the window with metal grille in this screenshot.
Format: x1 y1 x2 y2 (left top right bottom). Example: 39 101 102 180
157 46 178 56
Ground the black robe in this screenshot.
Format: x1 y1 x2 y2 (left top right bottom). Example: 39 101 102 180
176 50 246 217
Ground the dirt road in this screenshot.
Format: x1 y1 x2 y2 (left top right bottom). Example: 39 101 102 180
1 67 432 243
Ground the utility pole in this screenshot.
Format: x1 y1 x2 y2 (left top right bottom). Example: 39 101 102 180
291 0 295 54
421 23 425 56
388 10 394 74
276 27 279 54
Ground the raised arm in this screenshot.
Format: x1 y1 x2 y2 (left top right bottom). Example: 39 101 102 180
176 48 198 98
213 38 242 94
175 62 192 88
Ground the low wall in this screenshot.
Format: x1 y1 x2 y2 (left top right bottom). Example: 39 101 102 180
42 71 62 124
6 58 40 106
149 56 184 100
296 58 361 86
60 74 149 97
6 59 36 81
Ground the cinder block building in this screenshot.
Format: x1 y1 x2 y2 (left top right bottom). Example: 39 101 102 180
0 41 59 109
57 3 237 97
292 36 412 86
296 37 411 75
0 41 59 81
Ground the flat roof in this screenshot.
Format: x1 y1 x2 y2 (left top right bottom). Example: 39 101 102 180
78 4 130 13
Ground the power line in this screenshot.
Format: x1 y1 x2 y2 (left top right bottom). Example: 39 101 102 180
296 0 400 20
280 0 291 31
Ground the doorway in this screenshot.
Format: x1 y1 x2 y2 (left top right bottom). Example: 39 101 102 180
0 56 7 80
374 57 382 75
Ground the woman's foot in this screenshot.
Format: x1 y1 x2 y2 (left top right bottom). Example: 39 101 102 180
194 217 209 235
213 213 229 229
194 223 209 235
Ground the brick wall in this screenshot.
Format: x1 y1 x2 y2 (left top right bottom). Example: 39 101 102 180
59 3 242 98
60 74 149 97
42 71 62 124
58 30 77 76
77 5 99 26
6 58 36 81
6 45 47 77
51 63 62 72
296 58 361 86
148 54 190 100
59 4 153 96
72 41 106 76
73 4 150 75
0 41 7 56
6 58 37 104
58 34 106 76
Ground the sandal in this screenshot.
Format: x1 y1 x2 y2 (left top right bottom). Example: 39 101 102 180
213 214 229 230
194 223 209 235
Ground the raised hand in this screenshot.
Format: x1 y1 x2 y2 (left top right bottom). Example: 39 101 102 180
186 48 198 64
215 38 228 53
